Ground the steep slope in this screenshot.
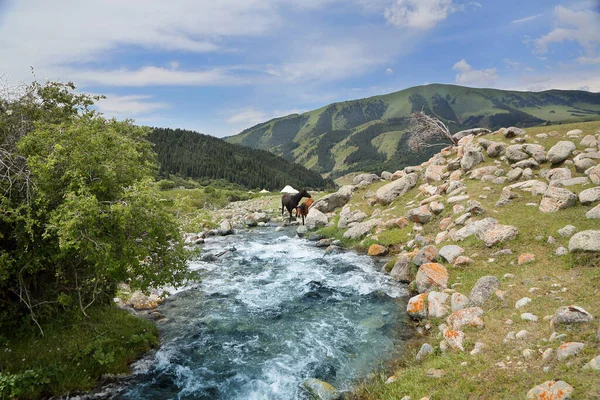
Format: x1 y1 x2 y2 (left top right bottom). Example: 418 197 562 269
226 84 600 178
148 127 334 191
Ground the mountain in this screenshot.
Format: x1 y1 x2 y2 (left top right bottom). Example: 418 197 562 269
225 84 600 178
148 127 334 191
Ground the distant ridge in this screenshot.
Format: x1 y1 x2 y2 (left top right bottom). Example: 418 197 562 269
226 84 600 178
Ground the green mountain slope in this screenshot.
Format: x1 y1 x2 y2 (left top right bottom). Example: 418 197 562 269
148 127 334 191
226 84 600 178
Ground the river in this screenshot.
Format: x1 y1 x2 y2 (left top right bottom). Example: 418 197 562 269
110 227 407 399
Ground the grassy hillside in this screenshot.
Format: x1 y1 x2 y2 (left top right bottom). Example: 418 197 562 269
148 127 334 191
226 84 600 178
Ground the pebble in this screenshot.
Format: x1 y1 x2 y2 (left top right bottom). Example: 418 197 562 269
542 348 554 360
516 330 529 339
521 313 539 322
515 297 532 309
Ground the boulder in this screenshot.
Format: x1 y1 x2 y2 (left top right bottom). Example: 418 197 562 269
557 342 584 361
547 141 576 164
425 164 445 182
546 168 572 183
353 173 381 186
557 225 577 238
439 245 464 263
589 164 600 184
552 306 593 325
428 291 450 318
338 207 367 229
453 127 491 141
389 254 413 282
375 173 419 205
217 219 234 236
381 171 393 180
460 145 485 171
413 245 439 266
487 142 506 157
416 343 434 361
415 263 449 293
527 381 573 400
127 290 163 310
446 307 484 330
452 217 518 247
506 168 523 182
407 293 428 319
443 329 465 351
451 292 470 311
407 205 433 224
539 187 578 213
342 218 382 239
305 208 328 230
581 134 597 147
312 191 351 213
579 187 600 205
470 276 500 306
302 378 340 400
568 230 600 252
429 201 445 214
505 145 529 162
367 244 387 256
504 126 525 138
586 204 600 219
583 355 600 371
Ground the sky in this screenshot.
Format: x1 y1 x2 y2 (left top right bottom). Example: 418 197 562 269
0 0 599 137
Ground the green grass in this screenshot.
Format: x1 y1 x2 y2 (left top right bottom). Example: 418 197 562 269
0 306 158 399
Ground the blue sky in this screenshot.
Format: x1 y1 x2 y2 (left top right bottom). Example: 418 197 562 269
1 0 599 137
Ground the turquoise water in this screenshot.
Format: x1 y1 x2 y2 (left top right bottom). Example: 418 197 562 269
119 228 406 399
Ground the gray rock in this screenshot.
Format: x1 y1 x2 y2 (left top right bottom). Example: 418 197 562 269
439 245 465 263
470 276 500 306
555 246 568 256
523 144 547 163
416 343 434 360
552 306 593 325
545 167 572 183
539 187 578 213
413 245 439 266
507 168 523 182
579 186 600 205
586 204 600 219
451 217 518 247
453 128 491 141
583 355 600 371
556 342 584 361
569 230 600 252
217 219 234 236
588 164 600 184
513 158 538 169
553 177 590 187
342 218 382 239
375 173 419 205
338 207 367 229
312 190 351 213
305 208 328 230
557 225 577 238
390 254 413 283
574 155 597 173
581 135 598 147
504 126 525 138
302 378 340 400
381 171 393 180
296 226 308 237
353 173 381 186
460 145 485 171
505 145 529 162
547 141 576 164
487 142 506 157
406 205 433 224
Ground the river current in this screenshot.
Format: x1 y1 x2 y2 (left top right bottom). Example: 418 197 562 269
116 227 407 399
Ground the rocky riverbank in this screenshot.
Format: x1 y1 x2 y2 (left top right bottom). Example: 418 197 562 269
193 121 600 399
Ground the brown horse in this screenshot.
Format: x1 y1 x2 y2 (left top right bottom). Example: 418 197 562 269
296 198 315 225
281 189 311 222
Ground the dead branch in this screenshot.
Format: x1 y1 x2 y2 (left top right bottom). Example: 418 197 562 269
408 111 457 152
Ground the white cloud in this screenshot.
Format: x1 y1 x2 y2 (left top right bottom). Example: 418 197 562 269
0 0 279 83
384 0 455 29
533 6 600 55
576 56 600 64
385 67 394 74
225 107 306 133
512 14 542 24
452 59 498 86
503 59 534 72
66 66 255 87
94 94 170 117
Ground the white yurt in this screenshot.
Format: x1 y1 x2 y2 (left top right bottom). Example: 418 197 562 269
280 185 299 194
259 189 270 194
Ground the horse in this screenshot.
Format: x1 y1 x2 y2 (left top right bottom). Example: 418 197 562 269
296 198 315 225
281 189 311 222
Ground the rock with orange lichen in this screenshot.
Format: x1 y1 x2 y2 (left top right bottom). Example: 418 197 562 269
415 263 449 293
413 245 439 266
427 291 450 318
446 307 484 330
407 293 428 320
526 380 573 399
518 253 536 265
407 205 433 224
367 244 388 256
443 329 465 351
453 256 474 267
556 342 584 361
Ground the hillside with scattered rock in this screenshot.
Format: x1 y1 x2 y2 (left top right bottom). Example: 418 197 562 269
204 119 600 399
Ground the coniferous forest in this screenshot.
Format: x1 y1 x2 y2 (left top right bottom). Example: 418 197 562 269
148 127 334 191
